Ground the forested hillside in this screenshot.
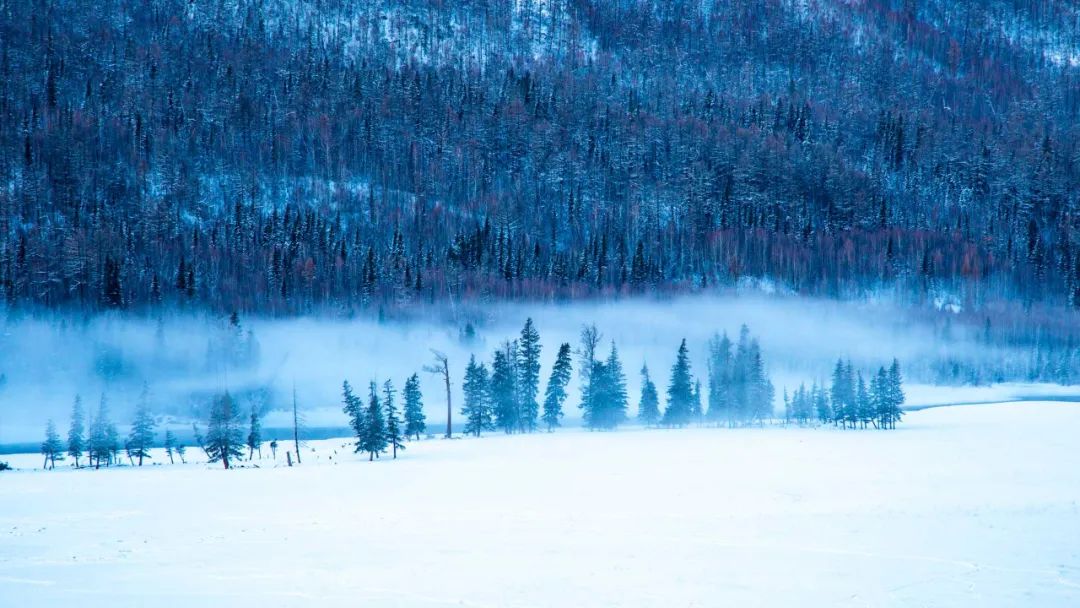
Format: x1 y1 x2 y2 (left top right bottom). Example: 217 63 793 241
1 0 1078 314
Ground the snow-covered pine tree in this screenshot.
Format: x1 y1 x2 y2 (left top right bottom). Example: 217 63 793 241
247 405 262 459
462 355 493 437
517 318 542 432
205 392 245 469
175 441 187 464
164 429 177 464
360 381 388 460
855 372 874 429
41 419 64 469
541 343 572 431
662 339 694 427
342 380 366 453
384 380 405 459
402 373 426 440
830 359 850 428
637 363 661 427
747 340 774 424
577 324 602 429
691 379 703 424
90 395 114 468
491 343 520 433
598 342 628 430
67 395 85 468
706 332 733 426
127 385 156 466
813 382 831 425
886 359 906 429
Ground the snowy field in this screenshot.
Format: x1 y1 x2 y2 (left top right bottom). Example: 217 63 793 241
3 402 1080 607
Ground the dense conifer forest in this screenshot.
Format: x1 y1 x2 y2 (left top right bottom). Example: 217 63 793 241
0 0 1077 316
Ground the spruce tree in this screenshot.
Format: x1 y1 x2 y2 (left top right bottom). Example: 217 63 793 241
342 380 366 453
887 359 906 429
205 392 245 469
174 441 186 464
402 373 426 440
662 339 694 427
517 318 542 432
127 385 156 466
384 380 405 459
164 429 177 464
855 372 873 429
577 324 602 429
67 395 85 468
597 342 629 429
247 406 262 459
541 343 572 431
462 355 494 437
41 419 64 469
491 343 520 433
360 381 387 460
691 379 703 423
813 382 832 425
90 395 114 468
637 363 661 427
706 333 733 426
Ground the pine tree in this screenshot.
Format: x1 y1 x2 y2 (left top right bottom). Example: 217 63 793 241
662 339 694 427
67 395 85 468
175 441 187 464
517 318 542 432
247 406 263 459
491 343 520 433
691 379 703 423
205 392 245 469
127 385 156 466
384 380 405 459
41 420 64 469
813 382 832 425
360 381 388 460
596 342 629 430
90 394 114 468
855 372 874 429
886 359 906 429
706 333 733 426
342 380 366 453
462 355 493 437
402 373 426 440
541 343 572 431
577 324 602 429
164 429 177 464
637 363 661 427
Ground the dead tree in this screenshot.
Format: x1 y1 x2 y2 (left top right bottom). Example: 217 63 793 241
424 350 452 438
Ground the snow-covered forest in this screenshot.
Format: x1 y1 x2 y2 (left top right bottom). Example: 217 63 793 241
2 1 1079 606
0 1 1078 316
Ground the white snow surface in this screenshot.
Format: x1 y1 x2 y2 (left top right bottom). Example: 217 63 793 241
2 402 1079 607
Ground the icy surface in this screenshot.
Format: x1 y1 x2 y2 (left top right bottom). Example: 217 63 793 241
3 402 1079 607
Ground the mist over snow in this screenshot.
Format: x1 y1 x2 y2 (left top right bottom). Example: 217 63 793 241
0 294 1064 445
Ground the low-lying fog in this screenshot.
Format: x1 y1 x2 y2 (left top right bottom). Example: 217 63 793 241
0 294 1068 445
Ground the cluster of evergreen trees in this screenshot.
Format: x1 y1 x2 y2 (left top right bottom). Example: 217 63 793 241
460 319 575 435
342 375 426 461
36 318 910 471
785 360 906 430
2 1 1078 317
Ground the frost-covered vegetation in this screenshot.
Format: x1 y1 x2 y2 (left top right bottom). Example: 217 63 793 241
0 1 1077 317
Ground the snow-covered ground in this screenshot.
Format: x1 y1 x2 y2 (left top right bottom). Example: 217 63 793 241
2 402 1079 607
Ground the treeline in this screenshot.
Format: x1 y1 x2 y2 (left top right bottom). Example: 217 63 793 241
785 360 905 430
0 0 1078 318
